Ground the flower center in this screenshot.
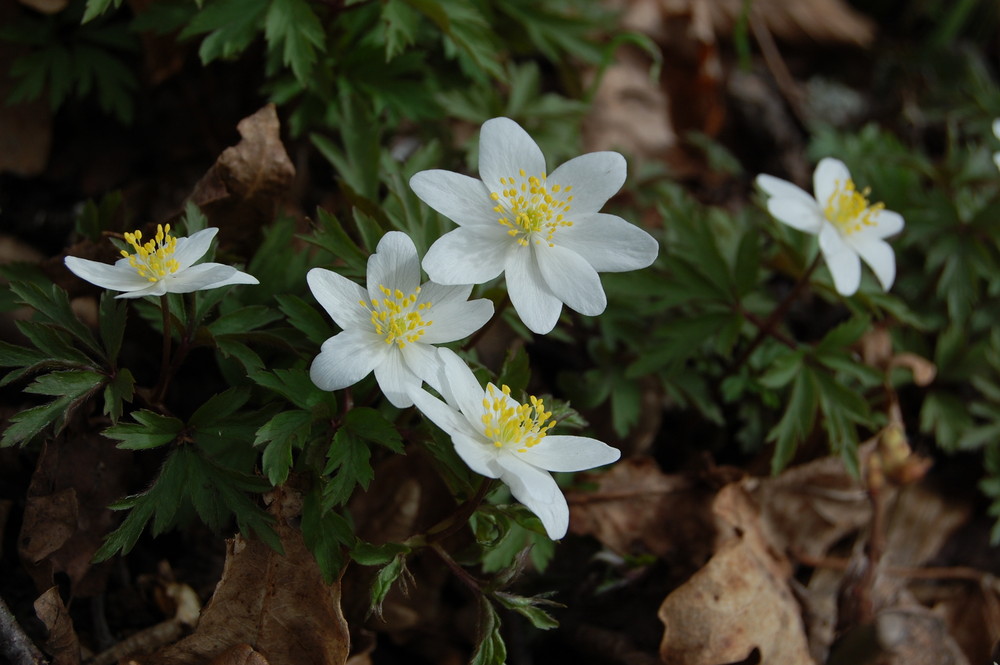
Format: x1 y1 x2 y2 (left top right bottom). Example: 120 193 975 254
489 170 574 247
480 384 556 452
360 285 433 348
120 224 180 282
823 178 884 236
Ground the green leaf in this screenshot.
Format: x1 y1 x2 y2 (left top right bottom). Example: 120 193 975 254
497 345 530 397
301 208 369 274
10 281 103 359
815 316 871 353
99 291 128 362
75 191 123 241
0 339 50 369
276 294 334 348
369 553 408 618
263 0 325 81
344 407 404 453
2 397 72 448
83 0 124 23
253 367 332 411
189 387 252 428
351 541 411 566
25 370 106 397
301 487 353 583
255 410 313 485
102 367 135 423
103 409 184 450
214 337 265 374
15 321 92 366
758 350 806 389
492 591 560 630
181 0 268 65
323 428 374 507
767 368 818 474
470 596 506 665
208 306 283 336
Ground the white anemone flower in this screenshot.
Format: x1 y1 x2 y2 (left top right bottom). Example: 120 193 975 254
307 231 494 408
756 158 904 297
409 117 658 335
992 119 1000 171
64 225 258 299
411 347 621 539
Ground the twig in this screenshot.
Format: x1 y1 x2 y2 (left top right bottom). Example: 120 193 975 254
0 595 47 665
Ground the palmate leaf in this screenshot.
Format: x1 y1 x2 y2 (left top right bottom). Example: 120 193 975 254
10 281 104 360
181 0 269 64
3 370 107 447
322 408 403 509
768 367 819 474
302 487 353 583
263 0 326 81
255 410 313 485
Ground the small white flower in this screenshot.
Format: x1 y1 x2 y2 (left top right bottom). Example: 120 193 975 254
756 158 904 296
992 118 1000 171
307 231 494 408
411 347 620 539
409 117 658 335
64 225 258 299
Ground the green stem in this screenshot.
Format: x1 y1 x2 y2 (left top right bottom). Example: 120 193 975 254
151 297 172 404
731 252 822 370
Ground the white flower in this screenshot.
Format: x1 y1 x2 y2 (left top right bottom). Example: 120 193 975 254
409 117 658 335
756 158 904 296
307 231 494 408
992 118 1000 171
411 347 621 539
64 225 258 299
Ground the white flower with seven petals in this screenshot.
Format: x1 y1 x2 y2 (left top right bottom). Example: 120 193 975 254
307 231 494 408
411 347 621 539
756 158 904 297
409 117 658 335
64 225 258 299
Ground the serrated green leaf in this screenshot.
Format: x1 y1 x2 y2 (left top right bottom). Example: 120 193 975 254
497 345 530 397
301 487 352 583
275 293 334 348
768 368 818 474
214 336 265 373
99 291 128 361
351 541 411 566
369 553 408 617
815 316 871 353
1 396 73 448
25 370 105 398
253 367 332 411
102 367 135 423
323 427 374 507
82 0 124 23
380 0 419 60
470 596 506 665
182 0 268 64
492 591 560 630
0 339 50 369
10 281 103 358
15 320 92 366
104 409 184 450
344 407 404 453
255 410 313 485
263 0 325 81
189 387 252 428
209 305 283 336
301 208 369 273
758 350 806 389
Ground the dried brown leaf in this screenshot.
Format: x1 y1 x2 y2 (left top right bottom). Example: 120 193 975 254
15 0 67 12
207 645 270 665
190 104 295 254
33 587 80 665
142 491 349 665
19 433 133 597
658 537 815 665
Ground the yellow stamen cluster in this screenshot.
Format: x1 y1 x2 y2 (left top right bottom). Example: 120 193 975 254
823 178 884 236
481 384 556 452
360 285 433 348
120 224 179 282
490 169 574 247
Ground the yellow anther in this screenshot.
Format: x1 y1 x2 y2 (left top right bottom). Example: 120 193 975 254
480 384 556 450
824 179 884 236
120 224 179 282
359 283 432 349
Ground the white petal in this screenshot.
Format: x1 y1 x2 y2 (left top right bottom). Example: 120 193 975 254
870 209 904 239
555 212 658 272
64 256 152 292
478 117 546 191
309 330 386 391
547 151 626 215
411 387 465 436
116 282 169 299
422 226 511 285
374 348 419 408
409 170 497 227
307 268 371 331
994 152 1000 172
415 281 472 307
506 248 562 334
401 343 447 395
993 119 1000 141
755 174 818 208
171 227 218 270
438 347 488 420
421 297 494 344
163 264 244 293
851 237 896 291
516 435 620 472
453 432 503 479
766 197 825 234
495 454 568 539
813 158 851 208
535 243 607 316
819 225 861 296
368 231 420 296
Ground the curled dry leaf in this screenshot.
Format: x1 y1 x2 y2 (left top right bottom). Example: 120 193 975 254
567 458 718 567
208 644 270 665
657 537 815 665
34 586 80 665
19 433 133 597
140 490 349 665
190 104 296 254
